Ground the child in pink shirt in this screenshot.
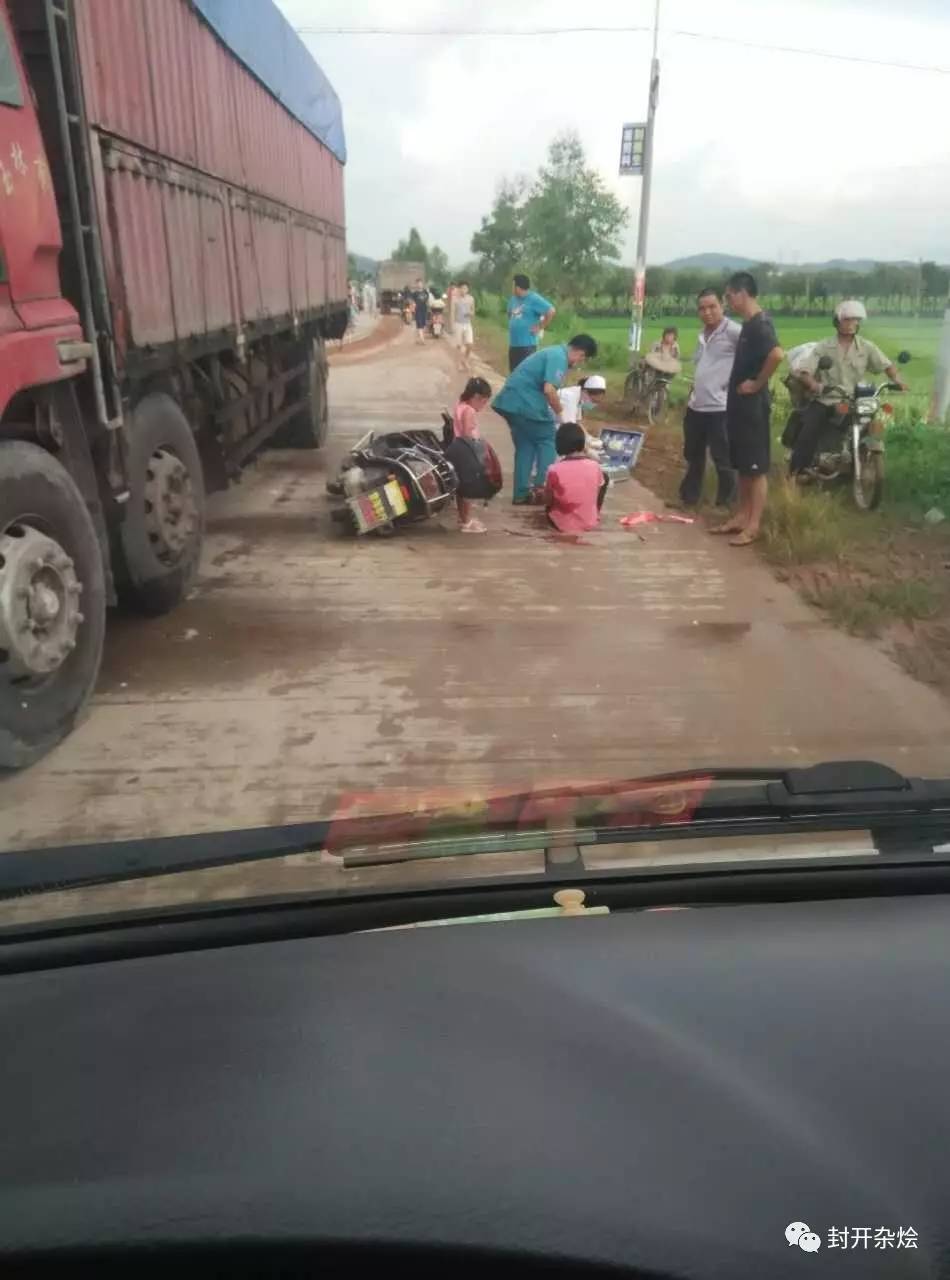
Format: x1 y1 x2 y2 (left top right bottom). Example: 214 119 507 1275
452 376 492 533
544 422 608 533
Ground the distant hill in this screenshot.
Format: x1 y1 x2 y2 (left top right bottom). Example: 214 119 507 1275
662 253 755 272
662 253 926 273
348 253 378 276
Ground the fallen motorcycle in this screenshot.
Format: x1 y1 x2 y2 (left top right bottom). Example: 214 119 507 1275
786 351 910 511
327 429 458 535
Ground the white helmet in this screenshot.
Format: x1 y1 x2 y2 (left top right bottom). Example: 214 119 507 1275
835 299 867 323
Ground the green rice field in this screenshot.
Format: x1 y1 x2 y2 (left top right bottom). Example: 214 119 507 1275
545 313 940 416
476 303 950 512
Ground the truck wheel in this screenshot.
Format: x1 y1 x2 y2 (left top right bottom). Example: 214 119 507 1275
272 337 329 449
0 441 106 769
113 392 205 616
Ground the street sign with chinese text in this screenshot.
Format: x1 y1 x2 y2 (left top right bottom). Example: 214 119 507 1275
619 124 646 175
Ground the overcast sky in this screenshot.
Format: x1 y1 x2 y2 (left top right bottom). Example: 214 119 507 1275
277 0 950 267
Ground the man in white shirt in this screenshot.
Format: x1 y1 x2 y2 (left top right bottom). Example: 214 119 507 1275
674 287 739 509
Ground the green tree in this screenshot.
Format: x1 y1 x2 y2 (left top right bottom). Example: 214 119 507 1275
603 264 634 309
645 265 672 299
672 269 707 303
778 271 807 306
921 261 949 300
470 178 528 292
427 244 450 291
391 227 429 268
751 262 775 292
520 133 628 301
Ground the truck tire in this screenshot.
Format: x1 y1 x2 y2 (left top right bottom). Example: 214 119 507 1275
0 441 106 769
273 337 329 449
113 392 205 616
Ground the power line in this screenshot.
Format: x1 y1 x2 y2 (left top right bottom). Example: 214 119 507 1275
672 27 950 76
294 23 950 77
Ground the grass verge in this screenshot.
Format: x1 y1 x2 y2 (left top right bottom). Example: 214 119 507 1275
474 302 950 690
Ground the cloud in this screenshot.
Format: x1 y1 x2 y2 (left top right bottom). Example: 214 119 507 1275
278 0 950 265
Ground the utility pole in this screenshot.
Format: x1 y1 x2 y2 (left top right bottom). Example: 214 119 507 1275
627 0 661 357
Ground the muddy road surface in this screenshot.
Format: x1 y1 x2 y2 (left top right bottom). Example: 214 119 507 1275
3 323 950 918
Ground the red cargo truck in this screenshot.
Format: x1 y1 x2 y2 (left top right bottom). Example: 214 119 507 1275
0 0 347 767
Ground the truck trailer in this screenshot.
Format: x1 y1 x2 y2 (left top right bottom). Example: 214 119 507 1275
0 0 348 767
377 260 425 315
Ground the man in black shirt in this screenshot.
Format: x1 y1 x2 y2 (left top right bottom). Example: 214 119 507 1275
712 271 784 546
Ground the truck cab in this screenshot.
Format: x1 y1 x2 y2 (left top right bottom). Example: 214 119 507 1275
0 2 87 416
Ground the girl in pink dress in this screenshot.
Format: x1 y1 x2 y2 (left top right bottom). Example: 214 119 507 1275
452 377 492 533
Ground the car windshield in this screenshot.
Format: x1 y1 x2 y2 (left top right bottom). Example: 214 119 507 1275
2 0 950 929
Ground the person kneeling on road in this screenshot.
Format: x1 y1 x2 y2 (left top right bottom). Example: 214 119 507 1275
788 300 907 476
544 422 609 533
492 334 598 504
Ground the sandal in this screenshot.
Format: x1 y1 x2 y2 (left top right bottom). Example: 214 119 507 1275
729 530 759 547
709 522 744 536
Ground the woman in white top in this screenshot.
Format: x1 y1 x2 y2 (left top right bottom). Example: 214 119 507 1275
557 374 607 455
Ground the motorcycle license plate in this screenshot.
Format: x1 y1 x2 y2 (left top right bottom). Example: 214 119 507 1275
348 479 409 533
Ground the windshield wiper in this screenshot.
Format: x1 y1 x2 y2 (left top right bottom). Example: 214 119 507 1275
2 760 950 900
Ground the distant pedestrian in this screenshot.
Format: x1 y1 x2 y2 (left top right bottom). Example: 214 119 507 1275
361 280 376 316
453 281 476 371
493 334 598 503
674 288 739 510
507 273 555 371
544 422 608 532
411 277 429 343
712 271 784 546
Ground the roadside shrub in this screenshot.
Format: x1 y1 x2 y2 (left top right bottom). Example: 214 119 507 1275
761 480 847 565
884 420 950 512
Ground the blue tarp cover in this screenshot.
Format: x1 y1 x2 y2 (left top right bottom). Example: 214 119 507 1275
191 0 346 163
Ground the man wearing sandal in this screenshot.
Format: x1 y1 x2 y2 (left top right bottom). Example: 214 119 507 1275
712 272 784 547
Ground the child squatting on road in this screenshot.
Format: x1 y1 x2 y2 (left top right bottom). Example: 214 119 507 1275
451 377 493 533
544 422 609 533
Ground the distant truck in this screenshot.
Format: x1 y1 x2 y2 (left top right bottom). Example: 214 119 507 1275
378 262 426 314
0 0 348 767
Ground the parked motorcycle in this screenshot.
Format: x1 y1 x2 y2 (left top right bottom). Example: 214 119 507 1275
623 350 681 425
327 428 458 535
786 351 910 511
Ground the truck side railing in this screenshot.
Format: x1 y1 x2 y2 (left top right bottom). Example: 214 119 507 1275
45 0 124 465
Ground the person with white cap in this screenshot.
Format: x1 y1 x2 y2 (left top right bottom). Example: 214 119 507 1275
789 300 908 475
557 374 607 456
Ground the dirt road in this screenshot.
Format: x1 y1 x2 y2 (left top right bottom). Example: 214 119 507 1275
3 324 950 908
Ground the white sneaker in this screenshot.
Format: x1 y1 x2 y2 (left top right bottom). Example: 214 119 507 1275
459 518 487 534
